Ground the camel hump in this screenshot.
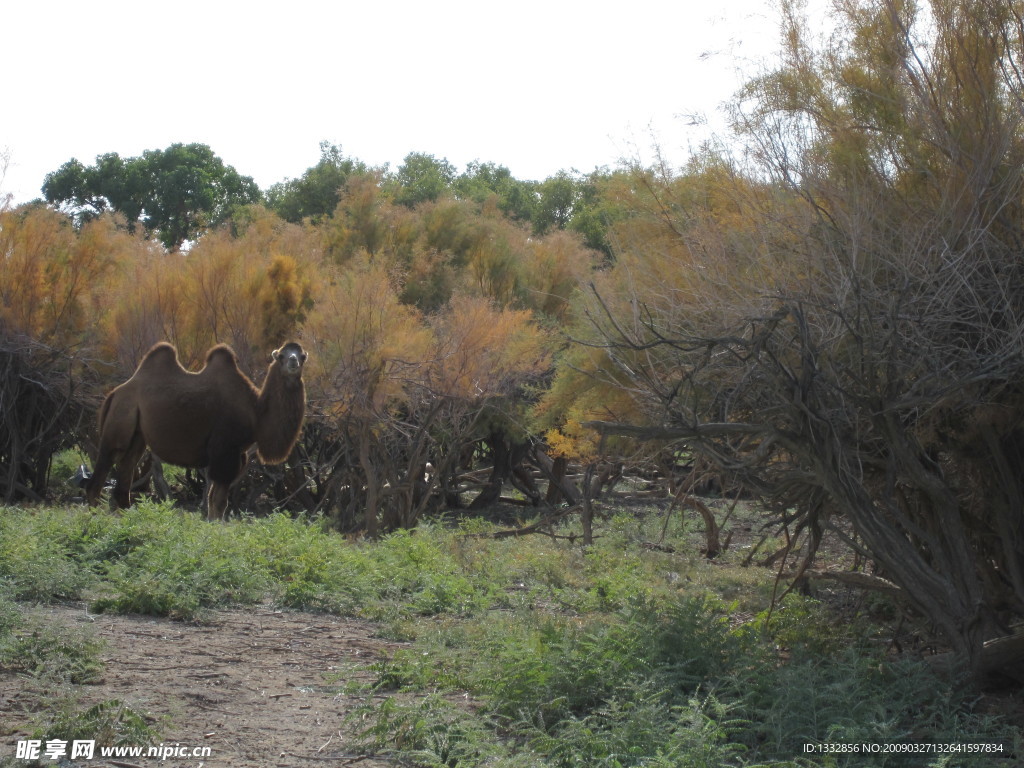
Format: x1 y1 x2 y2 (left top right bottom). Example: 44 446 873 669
200 344 259 396
202 345 248 382
138 342 183 373
205 343 241 369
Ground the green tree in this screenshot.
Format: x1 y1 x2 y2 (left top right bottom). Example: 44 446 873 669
454 161 538 221
392 152 456 207
139 143 260 250
42 153 146 225
266 142 367 223
533 171 578 233
534 169 617 256
43 143 260 250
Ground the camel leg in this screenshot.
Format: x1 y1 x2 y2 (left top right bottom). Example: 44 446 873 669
207 482 231 522
111 431 147 510
87 412 144 509
87 390 145 509
85 450 114 507
206 448 248 522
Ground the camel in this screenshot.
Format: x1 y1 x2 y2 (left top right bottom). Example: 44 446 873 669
85 341 307 520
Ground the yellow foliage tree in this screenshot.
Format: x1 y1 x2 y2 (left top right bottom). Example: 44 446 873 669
96 211 317 373
0 207 127 349
518 229 594 320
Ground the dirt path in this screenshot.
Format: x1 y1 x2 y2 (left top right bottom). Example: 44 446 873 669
8 604 403 767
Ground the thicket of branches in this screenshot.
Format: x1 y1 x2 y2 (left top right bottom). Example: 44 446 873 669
561 0 1024 684
0 338 90 502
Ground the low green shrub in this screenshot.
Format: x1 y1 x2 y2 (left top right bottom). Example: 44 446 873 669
0 588 24 635
92 506 268 619
356 575 1016 766
531 692 752 768
351 694 513 767
247 513 379 613
0 611 104 684
369 527 489 617
70 501 182 563
0 511 94 602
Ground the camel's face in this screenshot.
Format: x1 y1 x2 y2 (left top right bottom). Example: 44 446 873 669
273 342 308 377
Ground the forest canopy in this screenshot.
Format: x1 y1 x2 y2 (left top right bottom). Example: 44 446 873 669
4 0 1024 687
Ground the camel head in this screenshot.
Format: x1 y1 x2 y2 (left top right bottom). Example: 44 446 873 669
272 342 307 378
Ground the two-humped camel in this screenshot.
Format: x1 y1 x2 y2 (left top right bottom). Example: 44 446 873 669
85 342 307 520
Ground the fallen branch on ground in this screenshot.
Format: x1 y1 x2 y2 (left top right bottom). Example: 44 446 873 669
779 569 905 599
461 505 581 539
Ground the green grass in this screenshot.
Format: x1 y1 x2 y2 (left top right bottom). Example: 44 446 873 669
0 500 1018 766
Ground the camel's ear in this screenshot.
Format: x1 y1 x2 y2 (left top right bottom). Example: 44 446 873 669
272 348 281 362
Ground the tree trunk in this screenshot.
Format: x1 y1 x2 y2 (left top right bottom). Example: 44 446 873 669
469 432 510 510
532 447 581 506
545 456 568 505
509 463 542 506
359 427 379 539
581 462 595 546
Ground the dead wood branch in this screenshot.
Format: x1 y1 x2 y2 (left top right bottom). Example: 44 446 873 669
462 505 582 539
779 569 905 599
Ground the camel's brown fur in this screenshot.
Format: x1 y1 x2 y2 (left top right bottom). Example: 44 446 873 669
85 341 307 520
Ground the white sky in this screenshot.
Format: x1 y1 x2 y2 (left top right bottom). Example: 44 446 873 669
2 0 789 205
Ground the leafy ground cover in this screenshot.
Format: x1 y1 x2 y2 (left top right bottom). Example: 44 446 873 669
0 501 1019 766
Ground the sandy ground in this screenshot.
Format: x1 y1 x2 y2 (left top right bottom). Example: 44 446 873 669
2 603 404 767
